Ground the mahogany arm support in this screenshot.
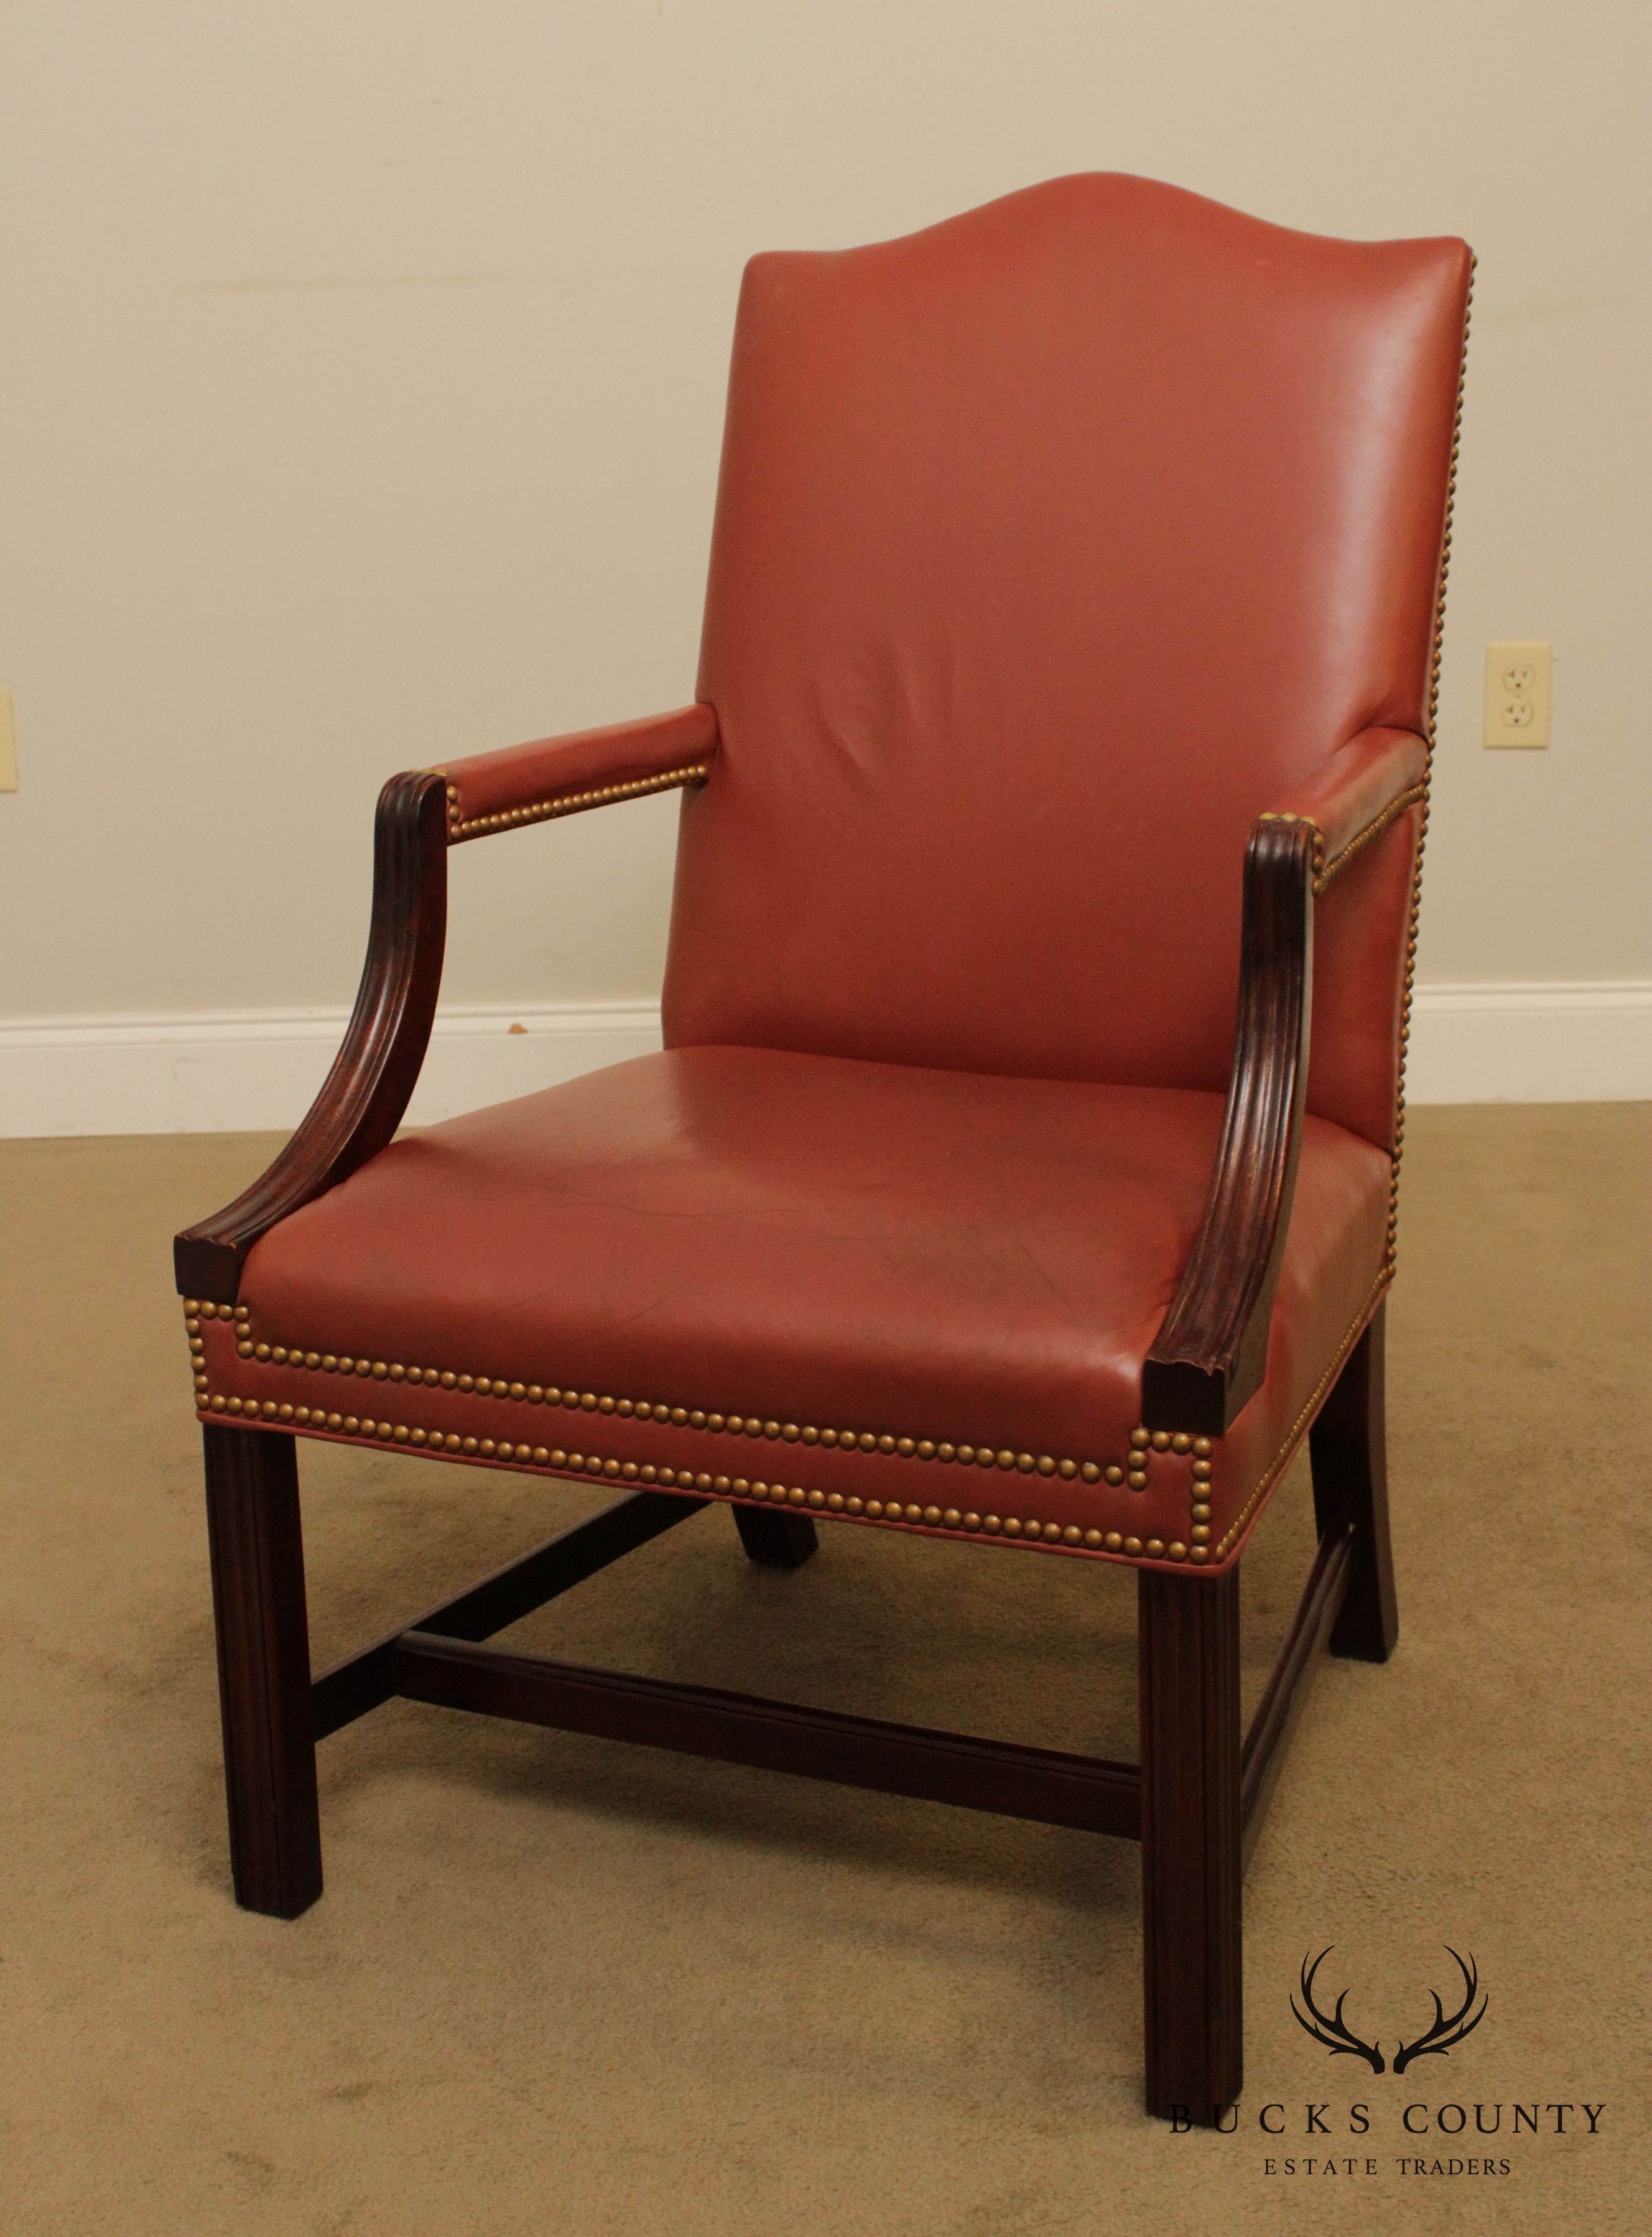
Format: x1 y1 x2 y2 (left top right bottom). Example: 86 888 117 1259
174 707 719 1305
1141 727 1427 1436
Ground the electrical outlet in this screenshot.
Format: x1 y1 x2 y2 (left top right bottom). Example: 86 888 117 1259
1483 640 1551 748
0 688 17 791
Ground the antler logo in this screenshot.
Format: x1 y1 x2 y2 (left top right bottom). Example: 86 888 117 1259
1291 1948 1488 2075
1391 1949 1489 2073
1291 1950 1386 2073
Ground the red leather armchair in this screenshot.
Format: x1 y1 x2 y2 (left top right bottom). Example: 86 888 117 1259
176 175 1471 2125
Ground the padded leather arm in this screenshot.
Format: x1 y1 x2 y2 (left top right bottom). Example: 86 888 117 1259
440 704 718 842
175 707 717 1305
1257 725 1427 891
1141 728 1427 1435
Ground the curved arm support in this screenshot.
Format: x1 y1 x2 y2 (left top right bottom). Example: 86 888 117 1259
175 770 451 1304
1142 727 1429 1436
1141 818 1317 1436
174 706 718 1308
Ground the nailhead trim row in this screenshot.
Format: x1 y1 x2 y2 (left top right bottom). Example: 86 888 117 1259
443 762 710 843
1317 784 1428 891
1389 257 1473 1273
183 1300 1183 1486
184 1280 1381 1573
182 1300 1209 1565
197 1397 1190 1560
1258 782 1429 898
185 1281 1388 1572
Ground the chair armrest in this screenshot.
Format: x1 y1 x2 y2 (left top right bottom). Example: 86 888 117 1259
174 705 718 1305
1259 725 1427 891
1141 727 1426 1435
440 704 717 842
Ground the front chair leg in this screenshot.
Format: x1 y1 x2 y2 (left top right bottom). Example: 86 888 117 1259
1309 1303 1398 1662
1139 1565 1243 2125
202 1423 323 1918
731 1505 819 1569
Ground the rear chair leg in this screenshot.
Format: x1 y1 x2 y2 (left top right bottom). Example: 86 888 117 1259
202 1423 323 1917
732 1506 819 1569
1309 1303 1398 1662
1139 1565 1243 2126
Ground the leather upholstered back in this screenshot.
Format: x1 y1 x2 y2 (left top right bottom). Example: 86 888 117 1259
663 175 1471 1132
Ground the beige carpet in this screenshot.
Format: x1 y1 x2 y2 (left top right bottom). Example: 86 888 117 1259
2 1105 1646 2235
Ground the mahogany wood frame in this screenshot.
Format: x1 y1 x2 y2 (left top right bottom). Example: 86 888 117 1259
1141 816 1316 1435
181 760 1406 2124
175 769 451 1304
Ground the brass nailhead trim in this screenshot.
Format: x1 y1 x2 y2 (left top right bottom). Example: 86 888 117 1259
187 1301 1140 1487
1388 258 1473 1273
1261 784 1430 897
182 1234 1368 1572
1316 784 1428 891
182 1303 1209 1563
443 762 710 844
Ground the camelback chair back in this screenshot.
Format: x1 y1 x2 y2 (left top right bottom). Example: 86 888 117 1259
669 171 1465 1159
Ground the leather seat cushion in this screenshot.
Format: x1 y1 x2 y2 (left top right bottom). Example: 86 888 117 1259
192 1046 1391 1572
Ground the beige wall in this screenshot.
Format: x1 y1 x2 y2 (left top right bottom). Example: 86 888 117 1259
2 0 1647 1025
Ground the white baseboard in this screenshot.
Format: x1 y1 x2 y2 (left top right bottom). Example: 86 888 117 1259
1401 980 1652 1105
0 1001 664 1138
0 983 1646 1138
